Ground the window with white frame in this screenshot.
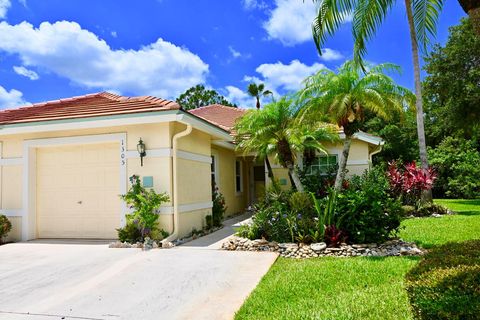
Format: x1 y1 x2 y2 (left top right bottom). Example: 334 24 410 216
305 155 338 175
235 160 243 193
211 155 218 189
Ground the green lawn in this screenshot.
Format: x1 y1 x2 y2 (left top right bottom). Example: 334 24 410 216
235 199 480 320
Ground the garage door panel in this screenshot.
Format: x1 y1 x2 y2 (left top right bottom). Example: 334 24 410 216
37 142 121 239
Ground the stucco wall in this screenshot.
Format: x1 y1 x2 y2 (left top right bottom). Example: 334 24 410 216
212 146 248 217
0 122 175 240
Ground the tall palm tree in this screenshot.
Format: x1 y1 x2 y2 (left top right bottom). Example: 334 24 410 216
247 83 273 110
458 1 480 35
299 61 415 192
312 0 443 201
234 97 338 192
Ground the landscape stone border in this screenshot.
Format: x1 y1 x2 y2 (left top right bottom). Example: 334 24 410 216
222 236 425 258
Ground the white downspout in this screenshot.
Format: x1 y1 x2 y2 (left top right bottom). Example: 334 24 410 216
369 143 384 166
162 122 192 244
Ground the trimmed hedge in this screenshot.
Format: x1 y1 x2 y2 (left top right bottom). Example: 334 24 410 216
405 240 480 320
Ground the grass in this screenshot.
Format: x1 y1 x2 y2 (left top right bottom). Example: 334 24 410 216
400 199 480 248
235 199 480 320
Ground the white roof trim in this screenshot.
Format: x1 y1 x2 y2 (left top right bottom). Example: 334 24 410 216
339 131 384 146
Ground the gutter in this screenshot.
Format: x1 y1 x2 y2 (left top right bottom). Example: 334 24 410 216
369 141 385 164
162 118 193 244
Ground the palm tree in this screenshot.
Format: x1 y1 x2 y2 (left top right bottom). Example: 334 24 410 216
299 61 414 192
247 83 273 110
312 0 444 201
234 97 338 192
458 1 480 35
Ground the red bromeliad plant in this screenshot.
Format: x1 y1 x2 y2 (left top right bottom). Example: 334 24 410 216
387 161 436 206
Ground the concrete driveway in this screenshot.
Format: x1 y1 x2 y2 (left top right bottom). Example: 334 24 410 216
0 228 276 320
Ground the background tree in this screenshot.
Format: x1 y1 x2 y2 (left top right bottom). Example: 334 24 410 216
458 0 480 35
423 18 480 146
299 61 414 192
234 97 337 192
312 0 444 201
176 84 237 110
247 83 272 109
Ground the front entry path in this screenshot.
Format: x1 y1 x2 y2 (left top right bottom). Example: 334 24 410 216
0 219 276 320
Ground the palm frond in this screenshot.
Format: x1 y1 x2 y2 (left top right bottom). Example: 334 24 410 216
352 0 395 67
412 0 444 51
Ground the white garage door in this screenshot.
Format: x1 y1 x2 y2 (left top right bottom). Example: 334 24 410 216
36 143 121 239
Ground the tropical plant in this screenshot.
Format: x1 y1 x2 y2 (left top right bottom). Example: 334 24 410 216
387 161 436 207
176 84 237 110
336 167 404 244
211 186 227 227
458 0 480 35
311 0 445 201
311 190 347 246
428 136 480 199
0 214 12 244
299 61 414 192
235 97 338 191
247 83 273 110
117 175 170 243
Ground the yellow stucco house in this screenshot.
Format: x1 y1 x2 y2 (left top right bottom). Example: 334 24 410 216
0 92 383 242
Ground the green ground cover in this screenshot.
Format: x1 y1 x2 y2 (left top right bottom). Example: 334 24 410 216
235 199 480 320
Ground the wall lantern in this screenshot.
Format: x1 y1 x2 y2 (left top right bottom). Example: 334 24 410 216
137 138 146 166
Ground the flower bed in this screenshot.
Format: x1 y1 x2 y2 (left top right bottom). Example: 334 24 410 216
222 236 424 258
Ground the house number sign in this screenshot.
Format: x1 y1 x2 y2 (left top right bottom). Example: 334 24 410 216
120 139 126 166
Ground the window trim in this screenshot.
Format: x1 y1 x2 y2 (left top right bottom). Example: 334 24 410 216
305 154 338 176
211 153 219 189
235 159 243 195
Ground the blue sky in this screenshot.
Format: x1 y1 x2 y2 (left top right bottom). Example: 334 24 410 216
0 0 466 109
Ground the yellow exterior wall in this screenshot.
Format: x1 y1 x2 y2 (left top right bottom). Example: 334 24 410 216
0 122 175 239
173 123 212 236
212 146 248 217
266 138 373 189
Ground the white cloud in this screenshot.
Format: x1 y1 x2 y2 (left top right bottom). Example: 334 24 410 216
110 31 117 38
242 0 267 10
0 21 209 98
263 0 316 46
319 48 344 61
0 85 28 108
255 59 325 92
229 46 241 58
13 65 39 80
264 0 352 47
0 0 10 19
225 85 252 108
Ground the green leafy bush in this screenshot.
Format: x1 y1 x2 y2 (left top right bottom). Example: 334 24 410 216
0 214 12 244
117 175 170 243
406 240 480 320
336 167 403 243
428 136 480 199
211 187 226 228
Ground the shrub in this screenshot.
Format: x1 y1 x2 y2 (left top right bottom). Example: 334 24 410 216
428 136 480 199
0 214 12 244
406 240 480 320
211 187 226 228
387 161 436 207
337 167 403 243
117 175 170 243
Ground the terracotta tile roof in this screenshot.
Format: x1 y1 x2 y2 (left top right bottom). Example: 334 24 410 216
0 92 180 125
188 104 247 131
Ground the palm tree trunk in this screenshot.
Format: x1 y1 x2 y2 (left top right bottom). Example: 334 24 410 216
256 97 261 110
334 136 352 192
286 163 304 192
405 0 433 203
265 157 275 180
